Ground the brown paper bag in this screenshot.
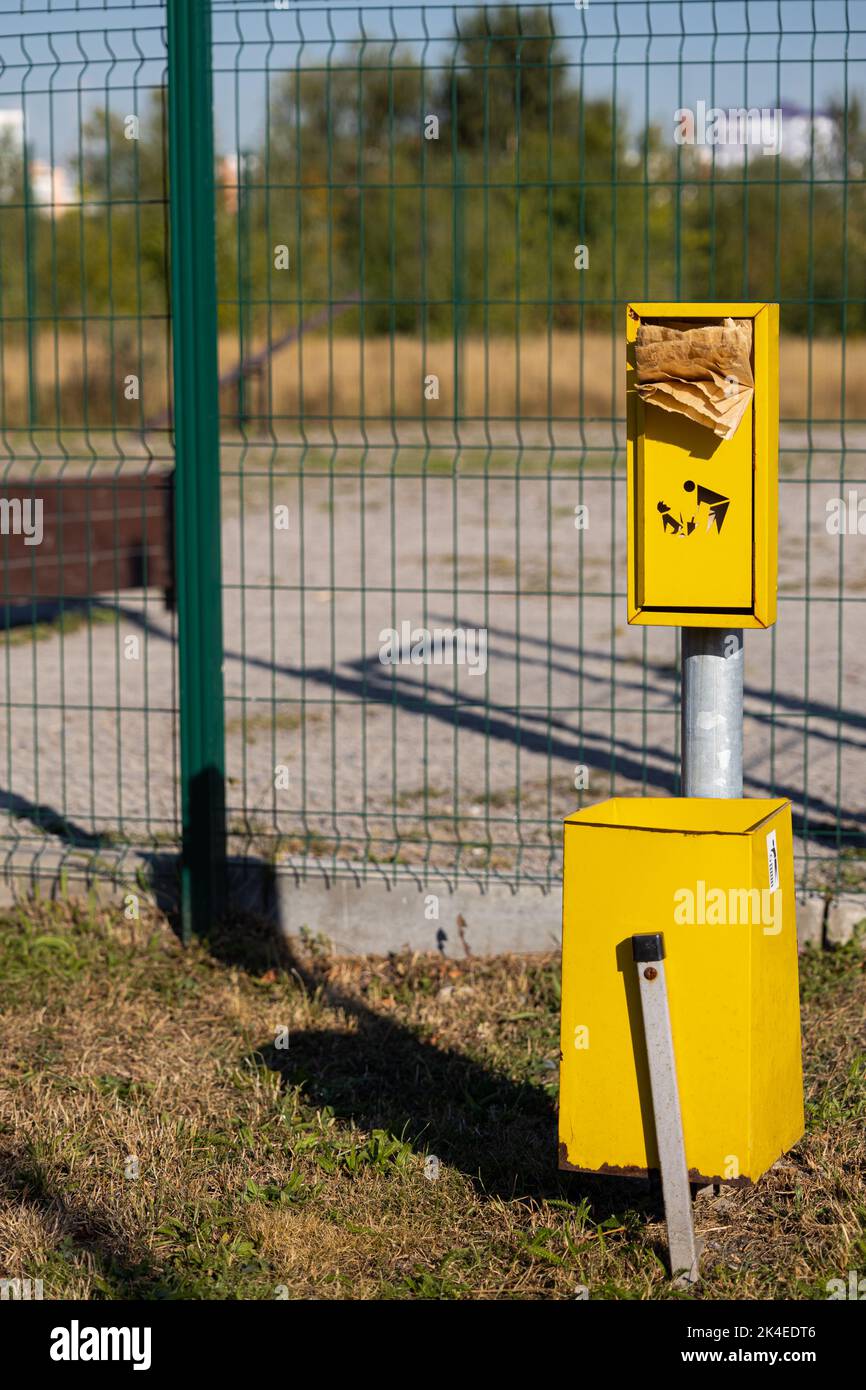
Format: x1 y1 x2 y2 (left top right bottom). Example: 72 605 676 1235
634 317 754 440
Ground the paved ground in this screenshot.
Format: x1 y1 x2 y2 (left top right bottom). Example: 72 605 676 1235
1 427 864 894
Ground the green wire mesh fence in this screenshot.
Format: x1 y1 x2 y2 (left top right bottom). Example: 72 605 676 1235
0 0 864 921
0 0 178 892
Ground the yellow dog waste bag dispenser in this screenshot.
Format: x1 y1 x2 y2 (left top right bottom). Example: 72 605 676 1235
558 798 804 1184
626 302 779 628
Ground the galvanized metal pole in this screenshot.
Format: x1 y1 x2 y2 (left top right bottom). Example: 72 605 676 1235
681 629 743 797
167 0 227 941
632 933 701 1287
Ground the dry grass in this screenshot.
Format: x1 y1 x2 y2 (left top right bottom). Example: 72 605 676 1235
0 896 863 1300
1 332 864 432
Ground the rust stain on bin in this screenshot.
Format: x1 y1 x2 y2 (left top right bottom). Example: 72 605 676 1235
557 1143 751 1187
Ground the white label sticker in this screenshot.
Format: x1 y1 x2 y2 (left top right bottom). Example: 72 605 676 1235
766 829 779 893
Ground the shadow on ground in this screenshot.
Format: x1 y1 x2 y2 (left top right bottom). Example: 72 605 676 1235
206 911 662 1223
0 1146 178 1299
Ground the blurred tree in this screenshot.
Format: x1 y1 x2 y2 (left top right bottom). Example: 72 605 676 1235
441 4 565 154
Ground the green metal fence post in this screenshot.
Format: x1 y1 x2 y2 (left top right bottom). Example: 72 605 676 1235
167 0 227 941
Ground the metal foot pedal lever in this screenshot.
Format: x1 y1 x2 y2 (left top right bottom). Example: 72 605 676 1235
632 932 702 1287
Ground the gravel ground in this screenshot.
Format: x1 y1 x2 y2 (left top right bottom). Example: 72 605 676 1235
1 428 864 890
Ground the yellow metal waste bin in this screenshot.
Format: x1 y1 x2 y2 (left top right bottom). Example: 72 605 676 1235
559 796 804 1185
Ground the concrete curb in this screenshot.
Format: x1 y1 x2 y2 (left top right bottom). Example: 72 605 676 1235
227 860 562 957
0 849 862 956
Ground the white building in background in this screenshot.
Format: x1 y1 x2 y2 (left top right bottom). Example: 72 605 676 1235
28 159 74 216
217 152 259 214
778 104 837 164
0 108 75 215
0 109 24 138
217 153 240 213
692 103 837 169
